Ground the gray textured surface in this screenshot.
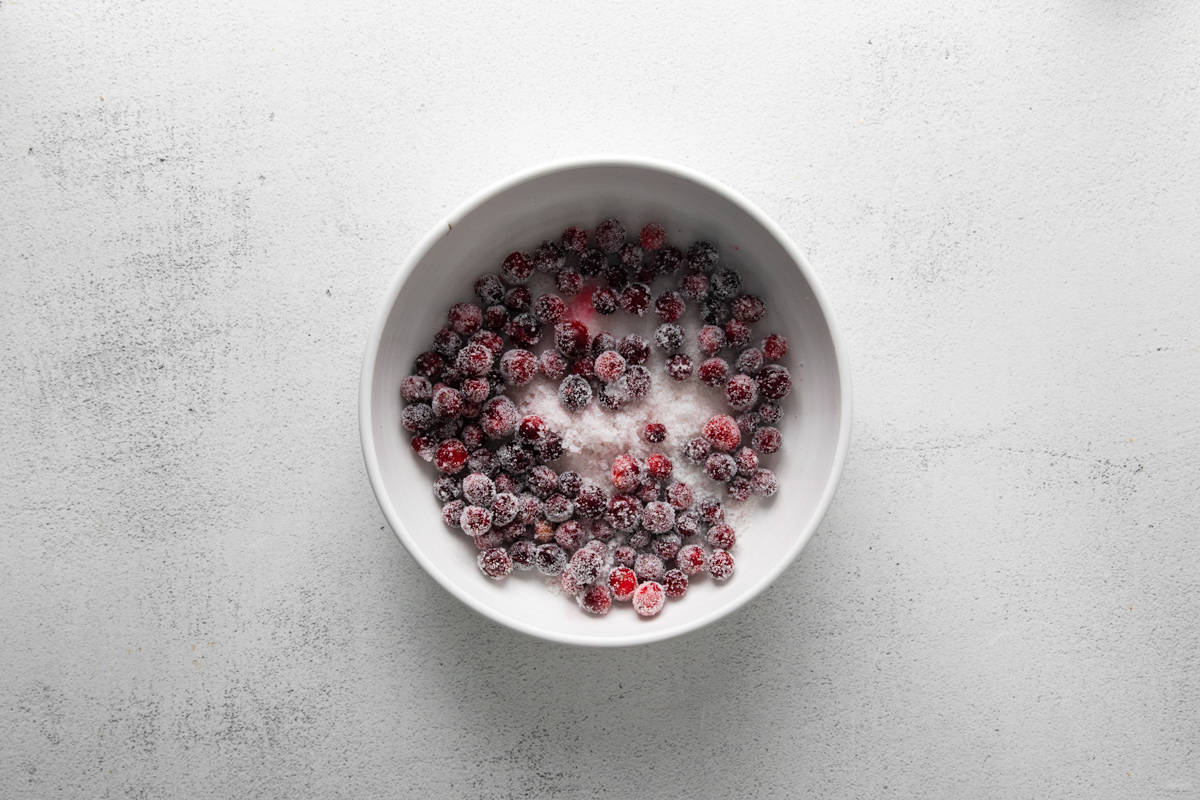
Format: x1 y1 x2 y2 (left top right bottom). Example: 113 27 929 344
3 2 1199 798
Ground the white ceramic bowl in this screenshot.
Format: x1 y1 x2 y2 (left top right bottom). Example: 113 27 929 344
360 157 851 646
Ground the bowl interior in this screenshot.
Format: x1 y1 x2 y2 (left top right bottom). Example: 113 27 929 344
363 162 847 645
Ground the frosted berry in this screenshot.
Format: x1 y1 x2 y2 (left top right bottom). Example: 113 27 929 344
462 472 496 506
683 436 711 464
652 533 682 562
588 521 615 542
554 519 585 549
474 274 506 305
725 374 759 411
634 552 665 582
556 269 583 297
708 549 734 581
696 358 729 389
724 319 751 348
707 522 736 549
597 376 631 411
493 473 517 494
575 481 608 519
662 569 688 599
410 434 437 462
483 304 509 331
665 354 693 381
731 293 766 322
610 454 643 492
728 476 752 501
447 302 483 336
594 218 625 253
632 581 666 617
473 529 504 550
472 329 505 354
734 447 759 477
609 566 637 601
578 247 606 276
614 335 647 366
413 351 443 378
517 414 547 442
735 412 760 439
698 496 725 525
643 422 667 443
527 465 558 498
675 509 701 537
564 546 602 586
758 364 792 400
467 448 497 476
628 530 652 550
441 499 465 528
619 242 644 272
752 426 782 454
509 539 536 570
557 470 583 498
735 347 764 376
479 395 518 439
545 494 576 524
534 543 567 576
401 403 434 433
434 439 468 473
762 333 788 361
705 452 737 482
533 293 567 324
654 323 684 353
709 268 741 300
676 544 707 576
686 240 719 272
619 283 651 316
653 292 685 325
504 285 531 310
583 539 608 557
642 501 676 534
578 584 612 615
500 251 533 284
433 475 461 502
456 342 494 376
517 494 543 524
539 429 564 465
400 375 432 403
506 313 541 347
750 468 778 497
666 481 694 510
591 287 618 315
491 492 519 525
703 414 741 451
641 452 670 480
431 386 463 419
636 480 661 504
432 327 462 357
680 271 709 301
561 225 588 252
539 350 567 380
606 494 643 532
624 365 651 399
613 545 636 568
701 299 731 326
594 350 626 382
639 222 666 251
558 374 592 411
532 240 566 274
460 505 493 537
477 547 513 580
697 325 726 355
496 441 533 474
757 402 782 425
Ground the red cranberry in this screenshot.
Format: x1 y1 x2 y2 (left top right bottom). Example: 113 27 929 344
707 523 736 549
735 412 760 439
624 365 650 399
578 584 613 615
477 547 513 580
526 465 558 498
634 552 665 582
517 415 546 443
665 354 693 381
557 471 583 498
609 567 637 602
646 453 674 481
493 472 518 494
532 241 566 274
534 543 567 575
459 505 493 537
643 422 667 443
705 452 737 482
655 246 683 274
434 439 468 473
676 544 707 576
752 426 782 454
517 494 543 524
734 447 759 476
546 495 576 524
553 319 590 358
639 222 666 251
441 499 465 528
613 545 636 568
483 305 509 330
401 403 434 433
479 395 518 439
654 323 684 353
750 468 778 497
467 448 497 476
399 375 432 403
619 242 644 272
735 348 764 376
433 475 461 502
561 225 589 252
725 374 759 412
762 333 788 361
508 539 536 570
628 530 652 550
652 533 682 561
617 333 650 365
498 349 536 386
636 480 661 504
500 251 533 284
578 248 606 276
686 240 719 271
698 496 725 525
680 271 709 301
471 329 505 354
606 494 642 532
461 377 489 404
697 324 726 355
410 434 437 462
447 302 482 336
731 293 766 322
431 386 463 419
709 268 741 300
575 481 608 519
538 432 565 463
539 350 567 380
703 414 741 451
533 293 567 324
504 285 531 310
432 327 462 357
676 510 701 537
728 476 752 501
619 283 651 316
496 442 533 474
632 581 666 617
641 501 676 534
506 312 541 347
588 521 614 542
461 472 495 505
592 286 618 315
724 319 751 348
683 436 712 464
666 481 694 510
556 269 583 297
474 274 506 305
654 290 686 322
455 342 494 376
558 375 592 412
708 549 734 581
594 350 626 382
610 454 643 492
662 569 688 599
594 218 625 253
491 492 519 525
554 519 585 549
758 364 792 400
413 351 443 378
757 402 783 425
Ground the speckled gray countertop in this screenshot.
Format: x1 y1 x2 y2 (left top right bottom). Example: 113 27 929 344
3 2 1198 798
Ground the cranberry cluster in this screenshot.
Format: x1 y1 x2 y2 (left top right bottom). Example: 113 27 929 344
397 219 792 619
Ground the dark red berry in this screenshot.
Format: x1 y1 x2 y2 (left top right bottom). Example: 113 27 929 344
701 299 731 325
474 274 506 305
683 436 711 464
643 422 667 443
591 287 618 315
724 319 751 348
642 501 676 534
758 364 792 400
654 290 685 323
479 395 518 439
610 453 642 492
594 350 626 382
445 303 481 336
731 294 766 322
431 386 464 418
517 414 547 442
666 481 694 510
655 246 683 274
619 283 651 316
400 375 432 403
526 464 558 498
551 319 588 358
728 476 752 501
556 269 582 296
467 447 498 476
455 342 493 376
707 522 736 550
762 333 788 361
538 430 564 462
575 481 607 519
578 584 612 615
665 354 693 381
624 365 650 399
653 533 682 562
410 434 437 461
757 402 782 425
498 348 537 386
539 350 567 380
493 473 518 495
632 581 666 617
558 375 592 412
750 468 778 497
500 251 533 284
680 271 709 302
725 374 759 411
619 242 644 272
662 568 688 599
703 414 741 451
708 549 734 581
517 494 543 524
735 348 764 376
496 442 534 474
532 240 566 274
617 333 650 365
545 494 575 524
698 495 725 525
705 452 737 482
472 329 505 354
433 475 461 502
441 499 465 528
628 530 652 550
686 240 719 272
413 351 444 378
401 403 434 433
613 545 636 568
533 293 567 324
594 218 625 253
752 426 781 454
709 268 741 300
696 357 729 389
504 285 531 310
675 509 701 537
554 519 585 549
606 494 642 532
483 304 509 330
534 543 567 575
506 312 541 347
509 539 536 569
578 247 606 276
697 325 726 355
491 492 519 525
734 447 759 477
677 544 707 576
654 323 684 353
609 566 637 602
557 470 583 498
587 521 614 542
432 327 462 358
476 547 512 580
634 552 665 582
460 505 493 537
561 225 589 252
646 453 673 480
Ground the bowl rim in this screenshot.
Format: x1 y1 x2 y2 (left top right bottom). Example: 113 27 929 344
359 155 853 647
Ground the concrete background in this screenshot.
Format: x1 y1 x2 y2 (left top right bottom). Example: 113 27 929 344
2 2 1198 797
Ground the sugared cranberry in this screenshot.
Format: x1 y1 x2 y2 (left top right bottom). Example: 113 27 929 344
493 473 518 495
758 364 792 400
708 549 734 581
652 533 682 562
517 414 546 442
477 547 512 580
606 494 642 532
496 441 533 474
666 481 694 510
594 218 625 253
705 452 737 482
441 499 465 528
628 530 652 550
533 293 567 324
613 545 636 568
634 552 665 582
434 438 469 473
532 241 566 274
554 519 585 549
558 375 592 411
534 543 567 575
447 302 482 336
654 290 686 322
578 583 612 615
539 350 567 380
455 342 494 376
610 454 643 492
561 225 589 253
413 351 443 378
703 414 741 451
594 350 626 382
526 465 558 498
483 304 509 331
491 492 519 525
750 468 778 497
609 566 637 602
731 293 766 322
431 386 463 418
433 475 461 502
662 568 688 599
707 522 736 549
459 505 493 537
475 274 506 305
735 415 759 443
655 246 683 274
537 432 564 464
504 285 531 310
701 299 731 325
665 354 693 381
624 365 650 399
533 519 555 543
587 331 615 357
641 501 676 534
645 453 673 480
575 481 608 519
697 325 726 355
686 240 719 272
757 402 782 425
545 494 576 524
752 425 782 454
467 447 498 476
683 436 711 464
410 434 437 461
619 242 644 272
618 283 651 316
509 539 536 570
401 403 434 433
735 348 764 376
557 471 583 498
472 329 505 354
591 286 618 315
506 312 541 347
479 395 518 439
517 494 543 524
612 336 646 367
698 496 725 525
734 447 759 477
728 476 752 501
500 251 533 284
473 529 505 550
725 374 759 411
462 472 495 506
680 271 709 301
588 521 614 542
762 333 788 361
578 247 606 276
676 544 707 575
639 222 666 251
676 509 701 537
556 269 583 296
643 422 667 443
432 327 463 357
697 357 729 389
724 319 751 348
709 269 741 301
654 323 684 354
400 375 432 403
632 581 666 617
